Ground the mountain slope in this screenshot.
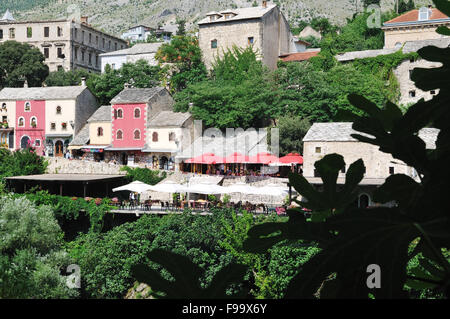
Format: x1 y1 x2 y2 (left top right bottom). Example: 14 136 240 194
1 0 433 37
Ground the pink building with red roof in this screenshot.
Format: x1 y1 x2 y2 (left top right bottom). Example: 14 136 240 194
106 86 177 167
0 84 98 156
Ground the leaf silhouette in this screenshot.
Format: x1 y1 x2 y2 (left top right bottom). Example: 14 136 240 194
132 249 247 299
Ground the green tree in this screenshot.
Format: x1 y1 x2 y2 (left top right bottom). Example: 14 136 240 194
173 46 275 129
0 41 49 88
87 60 161 105
176 18 186 36
120 166 166 185
0 196 77 298
0 148 47 180
275 116 311 156
156 35 207 92
45 68 90 87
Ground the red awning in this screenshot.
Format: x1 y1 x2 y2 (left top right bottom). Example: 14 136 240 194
185 153 225 164
224 152 250 164
279 153 303 165
247 152 280 164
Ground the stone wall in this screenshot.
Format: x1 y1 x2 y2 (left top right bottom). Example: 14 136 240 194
46 157 127 175
199 19 263 70
394 58 442 105
303 140 413 180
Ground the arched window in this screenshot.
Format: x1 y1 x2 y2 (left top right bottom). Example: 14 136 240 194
24 102 31 112
18 117 25 127
134 108 141 118
169 132 176 141
134 129 141 140
1 103 6 110
30 117 37 127
116 130 123 140
358 194 370 209
97 127 103 136
56 106 62 114
117 108 123 119
152 132 158 142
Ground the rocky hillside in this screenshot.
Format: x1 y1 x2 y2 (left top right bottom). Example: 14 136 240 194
1 0 433 37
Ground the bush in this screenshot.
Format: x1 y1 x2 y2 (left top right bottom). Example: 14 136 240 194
0 196 77 298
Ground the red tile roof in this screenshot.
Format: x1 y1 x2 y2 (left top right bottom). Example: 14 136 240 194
279 51 319 62
384 8 448 24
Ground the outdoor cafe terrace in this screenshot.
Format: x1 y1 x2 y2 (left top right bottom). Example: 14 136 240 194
179 152 304 177
110 180 299 216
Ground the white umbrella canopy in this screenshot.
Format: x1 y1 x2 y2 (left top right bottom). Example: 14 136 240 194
147 181 189 193
222 183 262 195
254 184 290 196
185 183 227 195
112 181 153 193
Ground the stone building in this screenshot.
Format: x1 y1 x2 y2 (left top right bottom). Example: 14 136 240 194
335 37 450 106
100 42 163 72
382 6 450 49
198 1 295 70
0 83 98 156
302 122 439 208
0 11 128 72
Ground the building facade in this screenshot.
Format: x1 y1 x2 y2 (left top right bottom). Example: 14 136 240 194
106 87 178 167
121 25 172 43
0 85 98 156
302 123 439 208
382 7 450 49
0 12 128 72
100 42 163 72
198 2 294 70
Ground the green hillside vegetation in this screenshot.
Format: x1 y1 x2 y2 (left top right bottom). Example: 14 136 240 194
0 0 53 12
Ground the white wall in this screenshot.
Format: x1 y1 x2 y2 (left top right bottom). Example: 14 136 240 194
101 54 127 72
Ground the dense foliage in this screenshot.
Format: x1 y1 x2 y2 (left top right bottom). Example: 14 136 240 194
0 196 77 298
274 116 311 156
156 35 207 92
86 60 161 105
17 191 114 233
45 69 91 87
120 166 167 186
0 147 47 180
0 41 49 88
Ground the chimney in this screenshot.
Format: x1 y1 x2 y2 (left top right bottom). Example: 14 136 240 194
23 79 28 88
80 16 88 24
262 0 267 8
188 102 194 110
81 77 86 86
124 82 130 89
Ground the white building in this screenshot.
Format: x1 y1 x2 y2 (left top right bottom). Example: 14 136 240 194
100 42 163 72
